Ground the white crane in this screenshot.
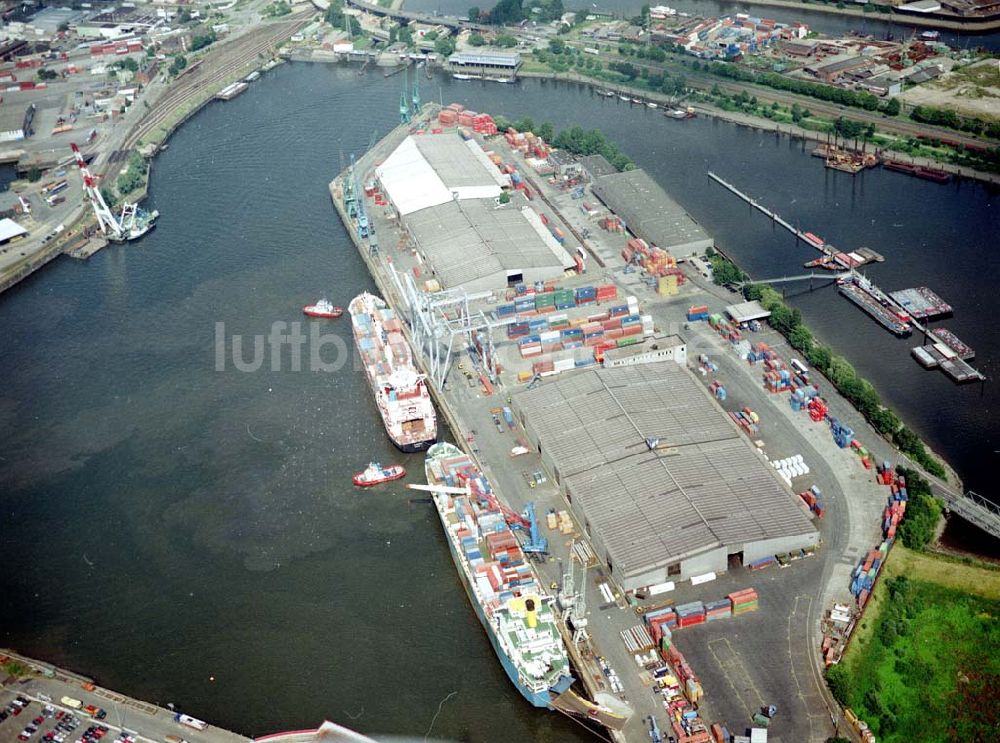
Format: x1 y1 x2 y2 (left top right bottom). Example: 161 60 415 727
70 144 158 243
71 143 122 239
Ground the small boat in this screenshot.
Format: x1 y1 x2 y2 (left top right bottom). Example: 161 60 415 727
631 97 642 104
646 102 658 109
303 299 343 318
618 94 630 101
453 73 475 80
920 30 940 41
353 461 406 487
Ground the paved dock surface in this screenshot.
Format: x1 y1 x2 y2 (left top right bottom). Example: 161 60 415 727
0 652 247 743
326 107 937 741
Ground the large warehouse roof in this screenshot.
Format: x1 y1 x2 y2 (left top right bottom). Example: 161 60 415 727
590 169 713 255
405 199 574 289
514 363 816 577
376 134 508 216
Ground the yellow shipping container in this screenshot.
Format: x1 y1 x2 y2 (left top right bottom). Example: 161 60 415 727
658 275 679 296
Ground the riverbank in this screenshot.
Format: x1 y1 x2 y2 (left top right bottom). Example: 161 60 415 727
722 0 1000 32
516 68 1000 186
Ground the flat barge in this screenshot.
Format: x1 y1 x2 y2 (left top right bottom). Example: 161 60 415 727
883 160 951 184
838 275 912 336
888 286 952 320
930 327 974 359
911 344 985 383
804 246 884 270
215 82 248 101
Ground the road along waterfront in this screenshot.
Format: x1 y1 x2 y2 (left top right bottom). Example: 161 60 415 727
0 62 996 741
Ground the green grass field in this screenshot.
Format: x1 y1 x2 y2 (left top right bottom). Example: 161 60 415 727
829 547 1000 742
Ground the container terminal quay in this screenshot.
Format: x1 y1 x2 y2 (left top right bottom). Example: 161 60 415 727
327 103 1000 742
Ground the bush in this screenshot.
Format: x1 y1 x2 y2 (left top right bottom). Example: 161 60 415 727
190 32 217 51
434 37 456 56
825 664 850 705
894 468 941 549
709 254 744 285
116 151 147 197
167 55 187 76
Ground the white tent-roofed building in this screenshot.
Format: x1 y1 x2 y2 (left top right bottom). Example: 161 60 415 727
375 134 510 216
375 132 573 292
0 218 28 246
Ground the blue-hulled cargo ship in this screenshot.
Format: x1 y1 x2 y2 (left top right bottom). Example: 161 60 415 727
423 442 573 708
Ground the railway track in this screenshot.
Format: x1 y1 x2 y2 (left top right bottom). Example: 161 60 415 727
119 12 313 155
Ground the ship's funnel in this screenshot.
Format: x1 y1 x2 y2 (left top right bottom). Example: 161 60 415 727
525 597 537 629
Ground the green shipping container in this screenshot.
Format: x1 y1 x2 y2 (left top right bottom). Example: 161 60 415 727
616 337 639 347
535 293 556 308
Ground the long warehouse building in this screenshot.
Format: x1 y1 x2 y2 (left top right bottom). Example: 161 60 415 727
375 133 575 292
590 169 713 256
513 362 818 591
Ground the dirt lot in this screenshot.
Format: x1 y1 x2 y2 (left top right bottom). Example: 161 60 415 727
900 58 1000 121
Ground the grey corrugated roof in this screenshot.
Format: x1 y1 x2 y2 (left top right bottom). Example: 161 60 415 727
514 363 816 576
411 134 502 189
579 154 618 178
590 169 713 254
449 51 521 66
405 198 573 289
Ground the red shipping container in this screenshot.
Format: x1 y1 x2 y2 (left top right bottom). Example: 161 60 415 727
596 284 617 299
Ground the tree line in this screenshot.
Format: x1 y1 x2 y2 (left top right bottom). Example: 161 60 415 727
745 284 947 479
492 116 635 171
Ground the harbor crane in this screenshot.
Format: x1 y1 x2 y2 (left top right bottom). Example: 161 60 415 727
70 144 157 243
411 66 420 116
407 481 548 554
399 66 411 124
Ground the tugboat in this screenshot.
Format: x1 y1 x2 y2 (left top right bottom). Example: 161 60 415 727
352 462 406 487
303 299 343 318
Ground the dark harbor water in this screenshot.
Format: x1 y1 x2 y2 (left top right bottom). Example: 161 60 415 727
0 62 997 740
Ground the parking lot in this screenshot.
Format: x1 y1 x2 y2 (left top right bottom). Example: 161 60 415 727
0 692 129 743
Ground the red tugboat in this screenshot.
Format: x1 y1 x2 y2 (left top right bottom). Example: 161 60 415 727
303 299 343 318
352 462 406 487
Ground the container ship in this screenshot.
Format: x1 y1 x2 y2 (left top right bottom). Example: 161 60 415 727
348 292 436 452
423 442 573 708
838 275 912 336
